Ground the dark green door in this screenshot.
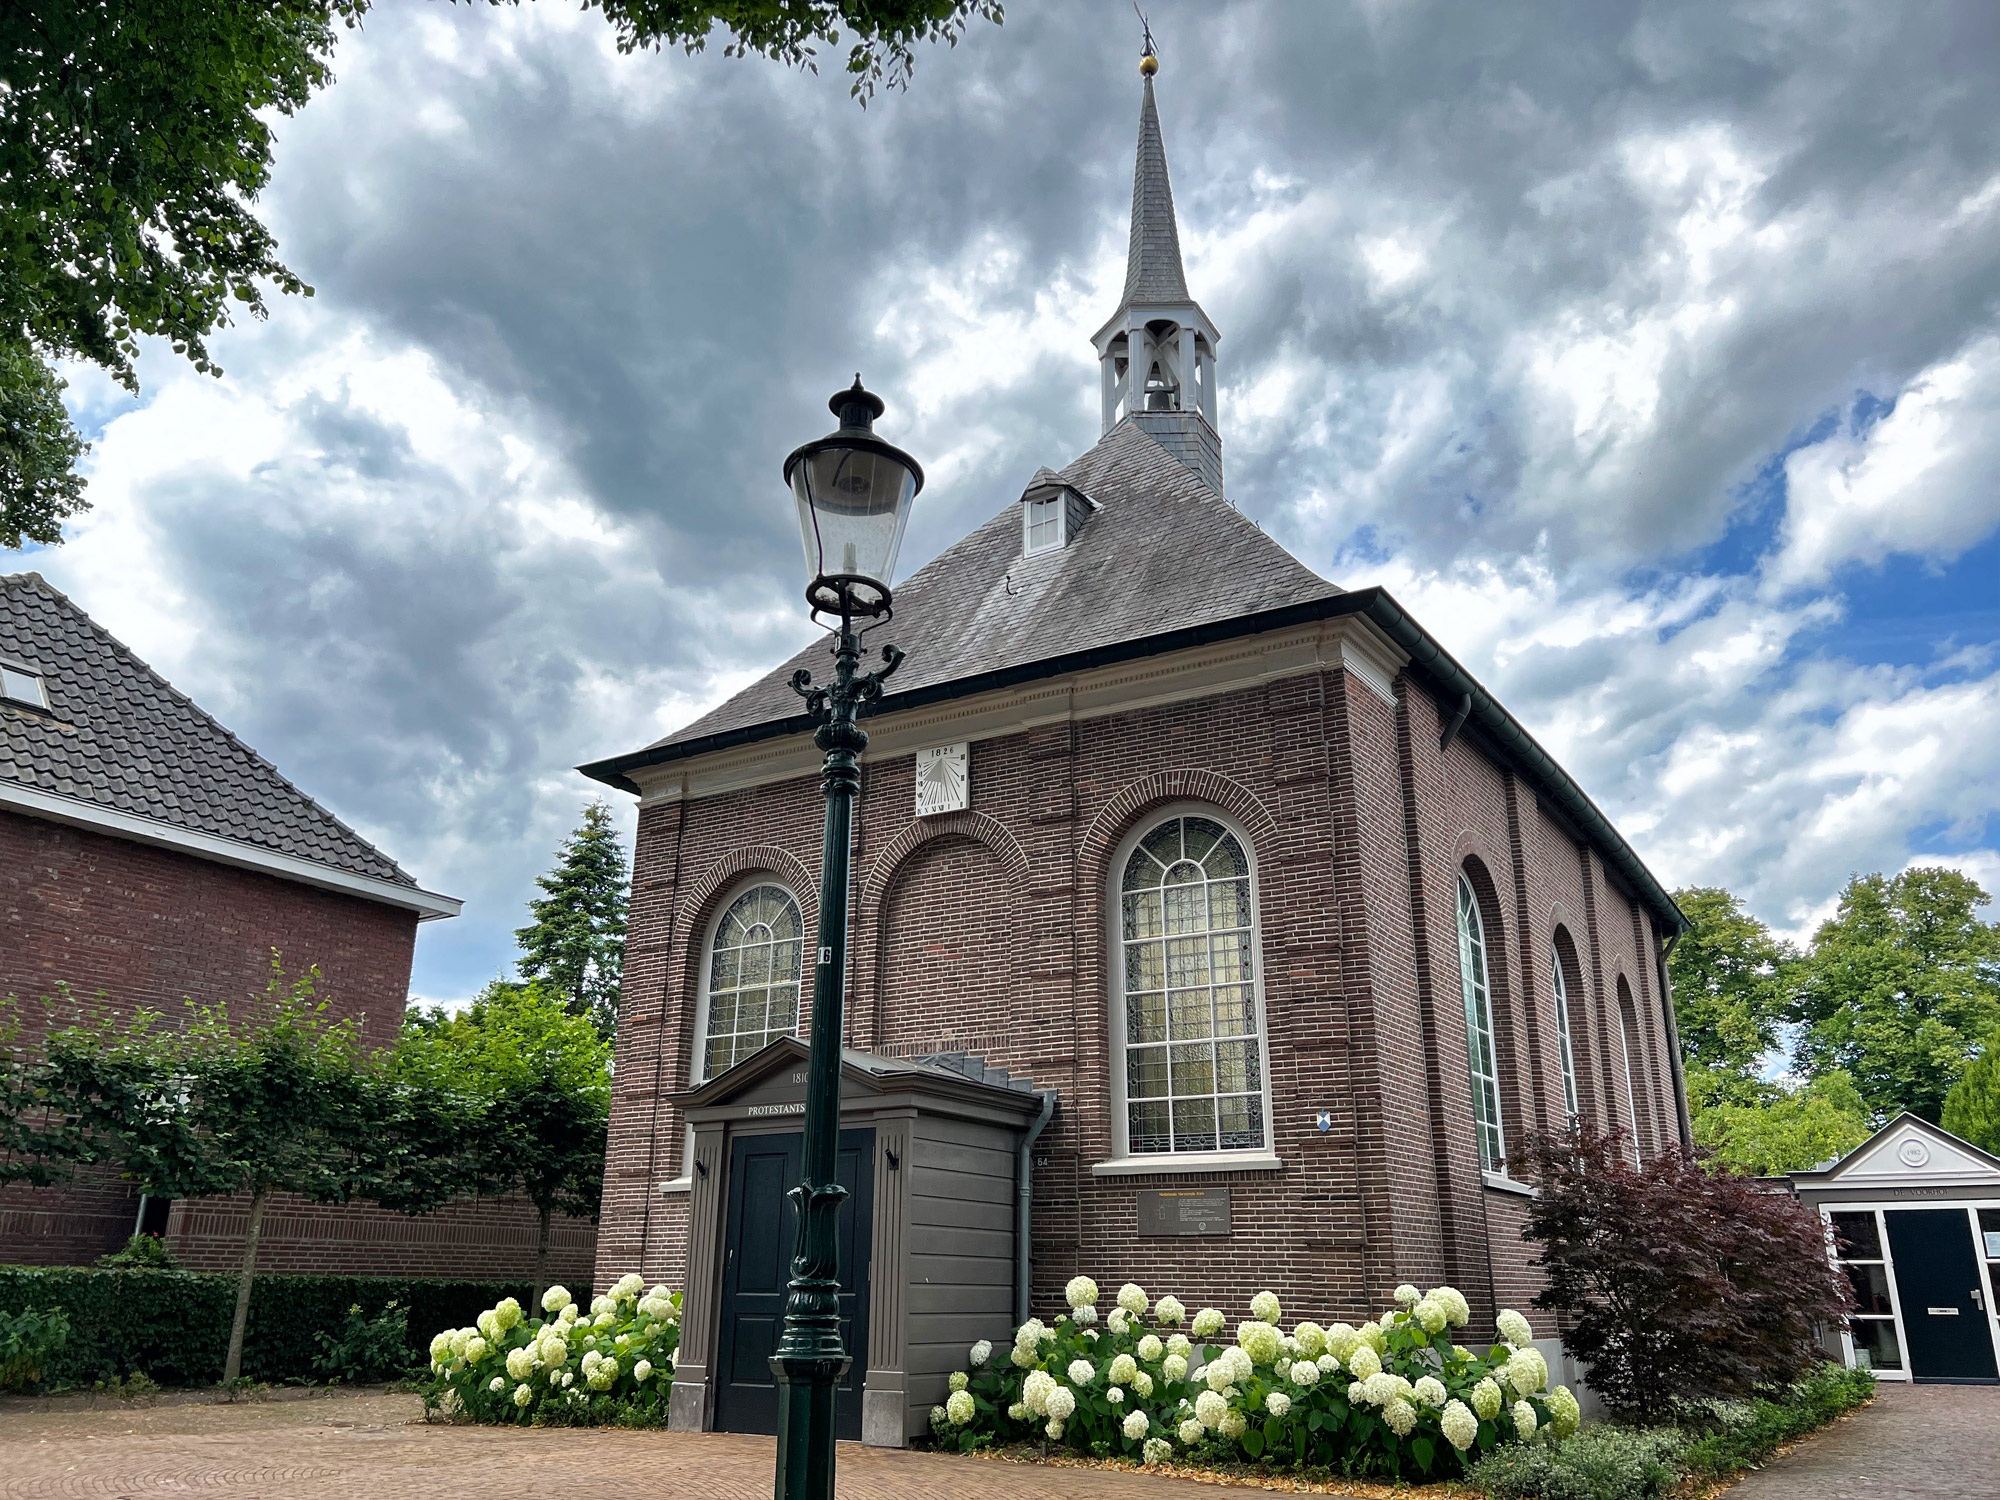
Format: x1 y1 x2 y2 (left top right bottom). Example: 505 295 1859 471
713 1129 874 1436
1885 1209 1999 1383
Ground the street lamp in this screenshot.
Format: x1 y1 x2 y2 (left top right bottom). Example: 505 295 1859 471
772 376 922 1500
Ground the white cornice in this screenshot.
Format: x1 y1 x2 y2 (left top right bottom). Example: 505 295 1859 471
629 616 1409 806
0 781 462 920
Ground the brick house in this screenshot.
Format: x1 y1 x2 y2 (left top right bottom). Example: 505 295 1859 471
1 572 593 1282
579 69 1691 1444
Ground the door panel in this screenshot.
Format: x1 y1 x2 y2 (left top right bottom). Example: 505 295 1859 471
1885 1209 1999 1383
713 1129 874 1438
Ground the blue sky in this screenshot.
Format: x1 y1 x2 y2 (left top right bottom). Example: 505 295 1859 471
19 1 2000 1002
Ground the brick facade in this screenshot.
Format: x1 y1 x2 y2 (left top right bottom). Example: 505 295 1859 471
594 658 1684 1327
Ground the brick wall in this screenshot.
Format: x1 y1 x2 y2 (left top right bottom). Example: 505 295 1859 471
596 661 1685 1330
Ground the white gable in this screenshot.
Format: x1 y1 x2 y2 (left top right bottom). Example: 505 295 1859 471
1824 1116 2000 1190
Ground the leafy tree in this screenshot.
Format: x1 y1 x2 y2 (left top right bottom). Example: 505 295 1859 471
1942 1036 2000 1156
516 801 630 1038
1790 867 2000 1122
390 982 609 1304
1514 1126 1853 1422
36 964 379 1384
1669 886 1794 1104
0 0 1000 542
1691 1070 1872 1177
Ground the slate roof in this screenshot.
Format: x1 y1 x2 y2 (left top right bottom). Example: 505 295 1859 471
1123 75 1190 305
598 422 1339 765
0 572 416 886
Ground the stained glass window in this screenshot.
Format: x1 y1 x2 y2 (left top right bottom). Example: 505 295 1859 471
702 884 805 1079
1120 815 1264 1154
1457 874 1504 1173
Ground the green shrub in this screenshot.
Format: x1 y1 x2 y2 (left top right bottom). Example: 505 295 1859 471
314 1300 418 1384
0 1267 531 1387
934 1278 1579 1481
0 1304 71 1392
97 1234 178 1270
420 1275 680 1426
1468 1426 1682 1500
1676 1362 1874 1478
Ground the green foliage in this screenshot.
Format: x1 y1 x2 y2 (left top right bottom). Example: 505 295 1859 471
1468 1425 1683 1500
514 802 631 1038
0 340 89 548
420 1277 680 1425
97 1233 179 1271
314 1300 417 1384
1941 1035 2000 1155
1691 1070 1872 1176
0 1304 71 1393
1669 887 1795 1095
1790 868 2000 1122
0 1267 529 1387
1674 1363 1875 1479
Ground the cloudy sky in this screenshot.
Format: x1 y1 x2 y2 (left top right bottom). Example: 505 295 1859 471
26 0 2000 1002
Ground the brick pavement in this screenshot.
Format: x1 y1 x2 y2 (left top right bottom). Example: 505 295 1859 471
1725 1382 2000 1500
0 1390 1226 1500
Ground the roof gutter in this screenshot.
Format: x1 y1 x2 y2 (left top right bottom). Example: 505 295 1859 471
581 587 1685 935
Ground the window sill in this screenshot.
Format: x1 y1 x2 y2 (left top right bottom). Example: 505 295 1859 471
658 1177 692 1195
1091 1151 1284 1179
1482 1171 1536 1197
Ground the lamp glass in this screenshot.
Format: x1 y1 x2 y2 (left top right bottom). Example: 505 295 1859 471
791 444 918 615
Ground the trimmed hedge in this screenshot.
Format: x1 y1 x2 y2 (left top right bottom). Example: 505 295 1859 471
0 1267 532 1388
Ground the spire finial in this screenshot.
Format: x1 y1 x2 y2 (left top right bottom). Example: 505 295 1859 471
1136 4 1158 75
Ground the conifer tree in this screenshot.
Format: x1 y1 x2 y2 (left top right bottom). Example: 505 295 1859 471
515 802 630 1039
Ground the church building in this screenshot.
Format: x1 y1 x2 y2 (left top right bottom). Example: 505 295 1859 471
582 60 1691 1448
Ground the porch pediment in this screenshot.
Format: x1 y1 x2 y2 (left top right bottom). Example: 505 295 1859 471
1792 1113 2000 1193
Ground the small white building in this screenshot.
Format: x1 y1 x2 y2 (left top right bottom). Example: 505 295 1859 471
1788 1113 2000 1384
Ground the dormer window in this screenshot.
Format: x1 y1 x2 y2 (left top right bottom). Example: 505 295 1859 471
1019 469 1097 557
1025 495 1064 554
0 661 48 710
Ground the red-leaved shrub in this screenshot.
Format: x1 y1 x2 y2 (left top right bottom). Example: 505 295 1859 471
1513 1127 1852 1421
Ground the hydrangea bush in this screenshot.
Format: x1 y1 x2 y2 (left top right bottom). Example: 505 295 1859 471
931 1278 1575 1479
420 1275 681 1426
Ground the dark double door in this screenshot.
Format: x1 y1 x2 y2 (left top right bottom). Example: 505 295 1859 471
1885 1209 1999 1383
714 1129 874 1438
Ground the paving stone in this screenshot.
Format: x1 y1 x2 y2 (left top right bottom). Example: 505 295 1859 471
1725 1383 2000 1500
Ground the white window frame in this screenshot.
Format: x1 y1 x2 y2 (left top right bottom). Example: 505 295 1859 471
1098 804 1279 1177
1550 939 1579 1124
1456 873 1505 1175
1023 494 1065 555
1819 1201 2000 1383
0 660 48 710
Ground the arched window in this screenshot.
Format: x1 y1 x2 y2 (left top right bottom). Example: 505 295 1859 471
1115 812 1269 1156
1617 975 1648 1162
1456 873 1504 1172
1550 939 1579 1124
698 883 806 1080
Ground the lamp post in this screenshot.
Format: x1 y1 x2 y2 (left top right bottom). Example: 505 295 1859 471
771 377 923 1500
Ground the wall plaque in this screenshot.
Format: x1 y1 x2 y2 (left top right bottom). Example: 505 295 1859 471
1137 1187 1232 1237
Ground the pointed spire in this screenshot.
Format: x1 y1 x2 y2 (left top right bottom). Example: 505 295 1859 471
1123 73 1189 305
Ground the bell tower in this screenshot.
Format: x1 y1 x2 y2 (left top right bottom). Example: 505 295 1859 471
1091 39 1224 495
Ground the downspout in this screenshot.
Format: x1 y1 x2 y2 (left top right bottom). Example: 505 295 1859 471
1015 1091 1058 1327
1657 932 1695 1151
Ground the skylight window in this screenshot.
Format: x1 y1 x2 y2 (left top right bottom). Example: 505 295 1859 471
0 663 49 710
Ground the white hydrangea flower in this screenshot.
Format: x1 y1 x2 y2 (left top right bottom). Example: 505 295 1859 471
1045 1385 1077 1421
1107 1308 1130 1336
448 1329 474 1359
1166 1333 1192 1358
505 1347 535 1380
493 1298 523 1332
1249 1290 1282 1323
1007 1401 1027 1421
539 1336 570 1368
560 1371 575 1388
1441 1398 1478 1450
1118 1283 1150 1316
1236 1321 1281 1365
587 1366 616 1391
593 1311 615 1329
1378 1310 1398 1330
930 1404 947 1429
1155 1295 1187 1326
1123 1409 1150 1441
1324 1323 1360 1362
1133 1370 1154 1398
1194 1389 1228 1429
639 1295 672 1319
1065 1276 1099 1309
1497 1309 1535 1346
1011 1344 1040 1369
1137 1334 1164 1361
541 1286 572 1314
1178 1416 1206 1445
1412 1299 1447 1334
1359 1322 1388 1355
969 1339 992 1368
1045 1417 1065 1440
429 1330 453 1361
1218 1410 1248 1440
581 1350 604 1375
1067 1358 1095 1386
1162 1354 1188 1382
1347 1382 1366 1403
1142 1436 1173 1465
1512 1400 1538 1439
513 1383 534 1407
1413 1375 1448 1408
1549 1385 1581 1438
612 1272 644 1299
1471 1378 1504 1420
948 1371 968 1393
488 1375 505 1392
1108 1386 1125 1404
1430 1287 1470 1327
476 1310 500 1341
946 1389 975 1426
1291 1358 1321 1389
1383 1397 1417 1436
1191 1308 1225 1338
1264 1391 1292 1417
633 1360 653 1382
1362 1371 1401 1407
590 1295 615 1317
1291 1321 1326 1356
1273 1356 1293 1379
558 1304 580 1326
1109 1353 1139 1385
1346 1345 1382 1381
1022 1369 1056 1415
1316 1353 1340 1375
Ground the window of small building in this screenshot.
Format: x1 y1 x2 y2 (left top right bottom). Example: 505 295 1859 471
1117 813 1269 1156
0 662 48 709
1456 873 1505 1173
1024 495 1064 554
1550 939 1580 1124
1830 1210 1903 1372
698 883 806 1079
